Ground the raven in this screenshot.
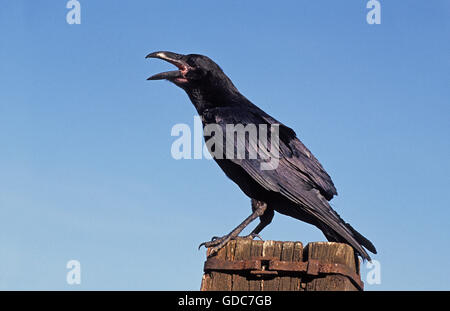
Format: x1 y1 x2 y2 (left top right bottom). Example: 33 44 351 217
146 51 377 261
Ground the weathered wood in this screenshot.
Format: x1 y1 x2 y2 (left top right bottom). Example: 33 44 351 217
291 242 304 290
262 241 278 291
202 239 233 290
248 240 263 291
279 241 294 291
232 239 251 291
200 240 362 291
304 242 359 291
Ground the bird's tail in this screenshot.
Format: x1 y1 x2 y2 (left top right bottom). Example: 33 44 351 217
319 216 377 262
345 223 377 255
308 189 377 261
288 189 377 261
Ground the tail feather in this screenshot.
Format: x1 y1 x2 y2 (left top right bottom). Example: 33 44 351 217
311 190 377 261
345 223 377 255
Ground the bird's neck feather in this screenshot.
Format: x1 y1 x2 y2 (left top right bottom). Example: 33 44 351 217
186 81 246 115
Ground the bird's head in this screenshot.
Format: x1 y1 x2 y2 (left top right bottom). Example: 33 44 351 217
146 51 239 97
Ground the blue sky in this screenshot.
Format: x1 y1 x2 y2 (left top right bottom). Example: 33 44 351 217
0 1 449 290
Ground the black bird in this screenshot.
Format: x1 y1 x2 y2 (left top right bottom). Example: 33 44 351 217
146 51 377 261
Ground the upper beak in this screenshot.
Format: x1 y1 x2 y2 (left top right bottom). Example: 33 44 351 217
145 51 188 81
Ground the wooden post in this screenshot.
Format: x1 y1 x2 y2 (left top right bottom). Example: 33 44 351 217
200 240 363 291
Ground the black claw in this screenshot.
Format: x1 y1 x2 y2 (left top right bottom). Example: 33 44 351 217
198 234 228 251
199 232 254 253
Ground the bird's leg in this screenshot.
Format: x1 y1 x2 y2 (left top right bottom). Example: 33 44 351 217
199 201 268 254
235 199 274 240
248 199 274 237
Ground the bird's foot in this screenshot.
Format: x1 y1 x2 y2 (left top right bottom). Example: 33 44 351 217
198 234 231 253
198 233 262 254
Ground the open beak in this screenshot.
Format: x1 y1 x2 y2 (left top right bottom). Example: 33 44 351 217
145 51 189 81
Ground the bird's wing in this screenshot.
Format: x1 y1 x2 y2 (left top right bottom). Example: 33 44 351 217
259 112 337 200
203 105 337 200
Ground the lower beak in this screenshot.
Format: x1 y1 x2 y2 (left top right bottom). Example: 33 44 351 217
146 51 187 81
146 70 182 81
